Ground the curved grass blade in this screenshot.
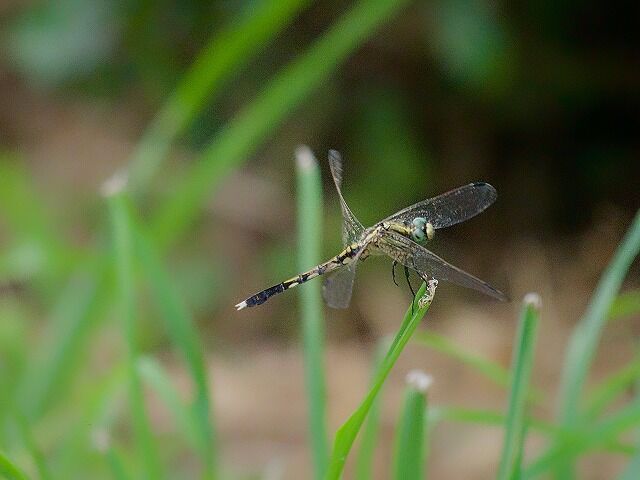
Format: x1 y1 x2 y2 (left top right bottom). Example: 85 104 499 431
16 0 410 422
355 341 389 480
14 0 308 423
0 451 28 480
150 0 413 246
55 363 127 477
137 356 200 449
13 409 51 480
135 226 216 478
497 293 541 480
526 400 640 478
413 330 508 386
584 354 640 419
414 330 545 404
296 146 329 479
127 0 310 192
558 210 640 423
556 210 640 478
17 259 111 419
107 185 163 480
609 289 640 322
392 371 431 480
429 405 633 456
325 280 437 480
0 154 69 276
105 445 134 480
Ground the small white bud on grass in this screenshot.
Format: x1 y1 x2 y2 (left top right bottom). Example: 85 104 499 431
406 369 433 393
100 170 128 197
523 292 542 311
295 144 317 171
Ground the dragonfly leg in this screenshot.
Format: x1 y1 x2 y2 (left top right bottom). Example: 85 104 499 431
391 261 399 287
404 266 416 298
404 265 416 314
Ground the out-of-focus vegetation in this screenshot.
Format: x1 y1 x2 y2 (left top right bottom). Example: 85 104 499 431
1 0 639 479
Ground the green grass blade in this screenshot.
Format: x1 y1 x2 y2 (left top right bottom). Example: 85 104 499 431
18 259 111 419
56 363 127 477
413 331 545 405
325 280 438 480
150 0 412 247
0 451 28 480
127 0 310 192
107 183 163 480
135 225 216 478
429 406 506 427
527 400 640 478
355 341 389 480
555 211 640 478
430 406 634 457
12 0 309 425
137 356 200 449
413 330 509 387
0 154 64 264
584 354 640 419
13 410 51 480
558 210 640 425
392 371 431 480
609 289 640 321
17 0 410 422
497 293 541 480
295 146 328 479
105 445 134 480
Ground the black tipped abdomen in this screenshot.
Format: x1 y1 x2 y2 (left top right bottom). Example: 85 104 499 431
244 283 285 307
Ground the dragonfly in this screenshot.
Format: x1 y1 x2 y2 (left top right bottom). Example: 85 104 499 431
235 150 507 311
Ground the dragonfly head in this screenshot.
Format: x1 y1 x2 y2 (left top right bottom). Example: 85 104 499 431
411 217 435 243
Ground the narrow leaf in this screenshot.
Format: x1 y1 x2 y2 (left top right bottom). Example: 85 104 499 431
107 183 163 480
150 0 413 246
127 0 310 192
0 451 28 480
392 371 431 480
325 280 437 480
497 293 541 480
296 146 329 479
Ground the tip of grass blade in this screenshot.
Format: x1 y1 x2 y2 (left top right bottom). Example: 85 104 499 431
101 170 129 197
406 370 433 393
295 144 317 171
523 292 542 311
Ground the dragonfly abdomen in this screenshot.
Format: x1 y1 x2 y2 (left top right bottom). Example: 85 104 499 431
235 244 361 310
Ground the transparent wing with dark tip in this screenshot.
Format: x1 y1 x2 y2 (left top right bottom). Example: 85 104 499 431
328 150 365 245
379 230 507 301
382 182 497 230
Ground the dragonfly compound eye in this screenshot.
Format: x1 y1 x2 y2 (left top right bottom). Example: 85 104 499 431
411 217 428 242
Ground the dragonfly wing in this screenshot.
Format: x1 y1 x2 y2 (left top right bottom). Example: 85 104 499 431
379 230 507 301
322 245 367 309
383 182 497 230
328 150 365 245
322 263 357 309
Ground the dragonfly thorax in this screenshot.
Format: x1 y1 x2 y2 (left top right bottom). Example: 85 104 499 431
411 217 435 243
